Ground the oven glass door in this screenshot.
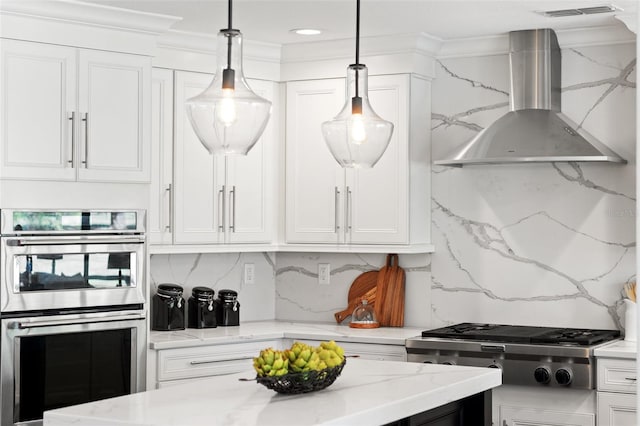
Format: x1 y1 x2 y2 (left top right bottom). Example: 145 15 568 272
1 312 145 426
18 329 132 423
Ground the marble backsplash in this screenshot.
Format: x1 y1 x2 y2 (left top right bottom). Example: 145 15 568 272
431 41 636 330
149 252 276 322
149 38 636 333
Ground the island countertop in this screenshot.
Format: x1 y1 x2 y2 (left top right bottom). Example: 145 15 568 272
43 358 502 426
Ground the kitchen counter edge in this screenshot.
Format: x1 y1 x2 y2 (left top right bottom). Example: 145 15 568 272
149 320 424 350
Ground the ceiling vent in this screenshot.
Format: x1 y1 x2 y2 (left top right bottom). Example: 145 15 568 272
540 5 620 18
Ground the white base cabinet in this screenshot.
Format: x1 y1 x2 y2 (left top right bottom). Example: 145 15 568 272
596 357 637 426
151 340 282 389
150 68 277 247
282 339 407 362
1 38 151 183
148 338 405 389
494 385 596 426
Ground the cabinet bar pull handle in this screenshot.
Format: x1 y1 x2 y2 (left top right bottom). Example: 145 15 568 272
81 113 89 167
624 377 637 381
229 186 236 232
189 357 253 366
165 184 172 232
346 186 352 232
334 187 340 233
68 112 75 166
219 185 226 232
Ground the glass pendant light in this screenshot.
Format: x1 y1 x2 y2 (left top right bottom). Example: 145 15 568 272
321 0 394 168
185 0 271 155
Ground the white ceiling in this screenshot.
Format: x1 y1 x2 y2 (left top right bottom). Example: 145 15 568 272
85 0 637 45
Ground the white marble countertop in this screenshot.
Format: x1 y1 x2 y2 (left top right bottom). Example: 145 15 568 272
44 358 502 426
594 339 638 359
150 320 425 350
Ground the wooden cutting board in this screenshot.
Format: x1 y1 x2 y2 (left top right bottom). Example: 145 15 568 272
374 254 406 327
334 270 378 323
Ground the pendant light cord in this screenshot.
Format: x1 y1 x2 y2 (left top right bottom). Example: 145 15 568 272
226 0 233 70
354 0 360 98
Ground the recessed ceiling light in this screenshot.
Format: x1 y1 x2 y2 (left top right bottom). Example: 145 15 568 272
290 28 322 36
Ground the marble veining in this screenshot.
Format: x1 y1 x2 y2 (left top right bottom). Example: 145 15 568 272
43 359 501 426
431 42 636 330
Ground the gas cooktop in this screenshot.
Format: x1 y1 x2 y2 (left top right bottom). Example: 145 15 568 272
421 322 620 346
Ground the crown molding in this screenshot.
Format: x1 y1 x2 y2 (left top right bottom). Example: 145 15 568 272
614 13 638 34
156 29 281 64
282 32 442 64
0 0 181 35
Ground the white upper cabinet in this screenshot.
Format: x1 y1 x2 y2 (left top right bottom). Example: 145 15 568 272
173 70 220 244
0 40 77 181
77 49 150 182
347 75 408 245
150 69 277 249
150 68 174 245
285 74 429 250
0 39 151 183
285 78 345 244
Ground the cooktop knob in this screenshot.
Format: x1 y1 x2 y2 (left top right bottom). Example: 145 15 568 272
442 361 455 365
555 368 572 386
534 367 551 384
487 363 501 369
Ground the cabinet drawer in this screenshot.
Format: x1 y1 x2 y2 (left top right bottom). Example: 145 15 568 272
287 339 406 362
597 392 636 426
597 358 637 393
157 340 280 382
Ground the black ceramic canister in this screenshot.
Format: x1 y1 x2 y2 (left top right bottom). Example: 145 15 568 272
152 283 185 331
215 289 240 326
188 286 217 329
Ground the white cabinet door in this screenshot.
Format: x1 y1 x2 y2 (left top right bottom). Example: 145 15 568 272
0 39 77 180
597 392 637 426
285 78 345 244
224 79 276 244
501 406 594 426
77 49 150 182
347 74 408 245
173 70 221 244
149 68 174 245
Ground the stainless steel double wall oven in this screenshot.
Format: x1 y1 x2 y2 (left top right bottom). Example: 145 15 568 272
0 210 147 426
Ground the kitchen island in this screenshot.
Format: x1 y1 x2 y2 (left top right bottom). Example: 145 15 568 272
44 358 501 426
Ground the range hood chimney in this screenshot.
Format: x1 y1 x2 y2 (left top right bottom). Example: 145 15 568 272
435 28 626 167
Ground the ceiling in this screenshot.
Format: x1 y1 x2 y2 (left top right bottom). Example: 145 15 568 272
83 0 637 45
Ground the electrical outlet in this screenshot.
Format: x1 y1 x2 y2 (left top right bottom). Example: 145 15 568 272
318 263 330 285
244 263 255 284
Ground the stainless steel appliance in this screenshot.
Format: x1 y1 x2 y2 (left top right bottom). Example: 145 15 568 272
435 28 626 166
406 323 620 389
0 209 147 426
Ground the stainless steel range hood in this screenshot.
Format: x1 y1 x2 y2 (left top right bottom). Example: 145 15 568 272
435 28 626 167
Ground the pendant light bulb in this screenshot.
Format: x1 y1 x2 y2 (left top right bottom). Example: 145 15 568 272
321 0 393 168
216 88 237 127
185 4 271 156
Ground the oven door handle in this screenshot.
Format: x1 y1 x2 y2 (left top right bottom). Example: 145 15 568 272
6 236 145 246
9 313 146 329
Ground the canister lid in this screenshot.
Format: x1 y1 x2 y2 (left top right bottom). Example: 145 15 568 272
192 286 215 299
218 289 238 301
157 283 183 297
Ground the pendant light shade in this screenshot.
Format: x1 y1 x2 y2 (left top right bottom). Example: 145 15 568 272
185 3 271 156
321 0 393 168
